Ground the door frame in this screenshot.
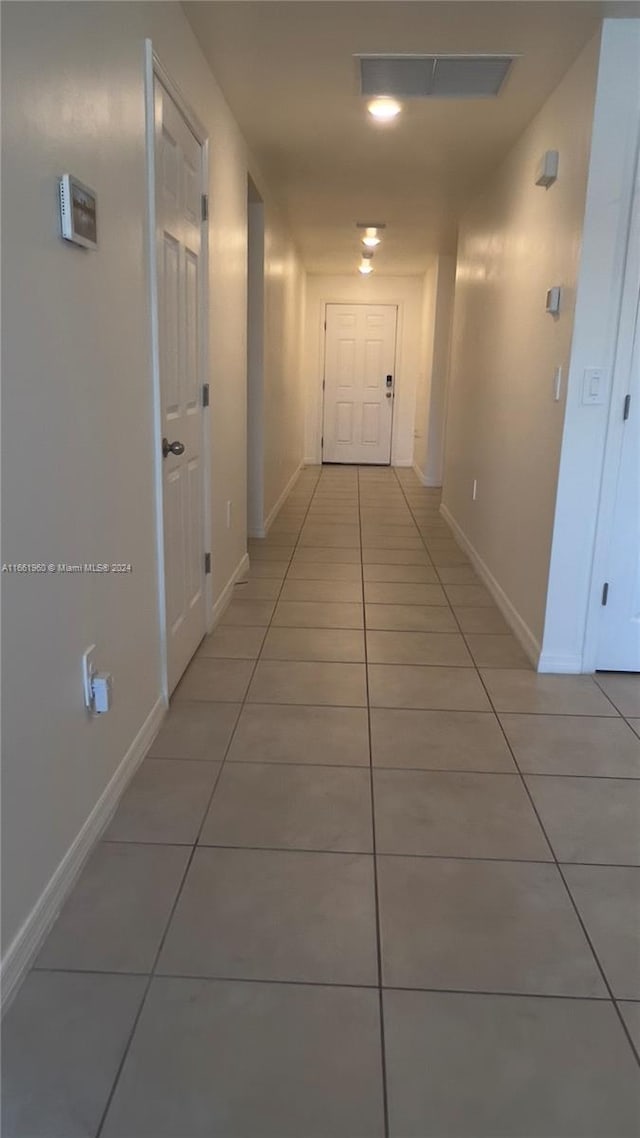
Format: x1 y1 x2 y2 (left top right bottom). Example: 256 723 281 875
318 301 400 465
582 142 640 673
144 40 212 702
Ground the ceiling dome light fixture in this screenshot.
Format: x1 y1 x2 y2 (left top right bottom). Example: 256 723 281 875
367 96 402 121
362 227 380 248
359 257 374 275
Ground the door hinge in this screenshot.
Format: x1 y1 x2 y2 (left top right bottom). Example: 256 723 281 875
322 379 325 391
623 394 631 421
204 552 211 575
324 320 327 331
601 582 609 606
321 435 324 448
201 194 209 223
202 383 210 408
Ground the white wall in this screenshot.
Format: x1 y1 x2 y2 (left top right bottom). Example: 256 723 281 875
413 255 456 486
247 194 265 537
247 182 306 538
413 261 438 480
263 228 306 526
541 20 640 672
303 274 424 466
441 33 601 659
1 0 304 993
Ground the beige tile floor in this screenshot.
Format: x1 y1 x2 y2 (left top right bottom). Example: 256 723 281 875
3 466 640 1138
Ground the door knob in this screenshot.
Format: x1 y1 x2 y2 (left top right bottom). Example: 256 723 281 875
386 392 393 399
162 437 185 458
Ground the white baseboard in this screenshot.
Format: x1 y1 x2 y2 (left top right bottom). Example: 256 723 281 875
439 504 542 669
1 696 166 1011
537 652 584 674
261 462 303 537
247 512 264 541
249 465 304 539
412 461 442 488
211 552 251 627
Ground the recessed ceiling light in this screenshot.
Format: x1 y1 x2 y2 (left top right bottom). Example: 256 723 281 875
367 97 402 121
359 260 374 275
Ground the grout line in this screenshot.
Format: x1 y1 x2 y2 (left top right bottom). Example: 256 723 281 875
97 838 640 869
60 466 640 1135
165 691 633 719
358 467 391 1138
97 474 324 1134
393 468 640 1069
170 694 627 717
121 755 640 779
474 659 640 1070
591 673 637 719
30 966 622 1002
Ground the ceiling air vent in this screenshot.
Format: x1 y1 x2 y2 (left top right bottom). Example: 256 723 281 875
358 55 514 99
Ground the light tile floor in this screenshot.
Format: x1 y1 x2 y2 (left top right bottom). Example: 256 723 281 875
3 466 640 1137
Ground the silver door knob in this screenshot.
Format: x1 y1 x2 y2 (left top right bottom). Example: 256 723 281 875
162 438 185 458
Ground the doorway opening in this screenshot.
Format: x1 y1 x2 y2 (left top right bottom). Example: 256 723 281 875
247 176 265 536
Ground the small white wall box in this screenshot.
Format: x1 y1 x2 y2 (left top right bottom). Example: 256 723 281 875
59 174 98 249
536 150 559 188
546 286 562 316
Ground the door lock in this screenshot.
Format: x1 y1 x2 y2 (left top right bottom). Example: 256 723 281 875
162 438 185 458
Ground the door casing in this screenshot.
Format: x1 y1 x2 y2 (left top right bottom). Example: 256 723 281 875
582 143 640 673
144 41 212 702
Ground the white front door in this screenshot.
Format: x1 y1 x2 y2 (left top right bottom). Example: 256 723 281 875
322 304 397 464
596 288 640 672
155 78 207 693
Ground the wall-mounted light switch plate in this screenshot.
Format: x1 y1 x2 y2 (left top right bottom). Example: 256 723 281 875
582 368 606 406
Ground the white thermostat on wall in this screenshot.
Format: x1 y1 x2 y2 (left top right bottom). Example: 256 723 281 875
59 174 98 249
545 286 562 316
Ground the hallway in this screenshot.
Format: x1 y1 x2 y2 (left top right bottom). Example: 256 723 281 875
3 466 640 1136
